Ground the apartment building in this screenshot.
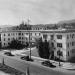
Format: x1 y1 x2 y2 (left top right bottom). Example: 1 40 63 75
0 30 42 47
41 29 75 61
0 28 75 61
1 31 19 47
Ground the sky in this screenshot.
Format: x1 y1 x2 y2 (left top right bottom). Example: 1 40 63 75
0 0 75 26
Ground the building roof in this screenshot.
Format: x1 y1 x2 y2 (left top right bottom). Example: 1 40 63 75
0 28 75 33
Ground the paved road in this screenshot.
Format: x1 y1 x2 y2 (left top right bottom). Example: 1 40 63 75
0 51 75 75
0 71 10 75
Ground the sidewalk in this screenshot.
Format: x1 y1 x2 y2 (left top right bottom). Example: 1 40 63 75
61 62 75 70
28 56 75 70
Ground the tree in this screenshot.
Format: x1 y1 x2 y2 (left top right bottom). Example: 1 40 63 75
25 42 29 48
18 21 31 30
57 50 63 66
38 39 44 58
43 40 50 59
35 37 42 48
8 39 25 49
36 38 50 59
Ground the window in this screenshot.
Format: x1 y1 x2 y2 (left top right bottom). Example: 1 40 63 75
25 38 28 40
4 34 5 36
43 34 47 39
19 41 21 43
57 43 62 48
19 37 21 39
8 42 10 45
35 28 37 30
8 33 10 36
57 50 63 56
68 51 69 56
4 38 5 41
8 38 10 41
72 34 74 38
39 33 40 36
51 42 54 47
35 33 36 35
19 33 21 35
57 35 62 39
67 35 69 39
71 49 75 53
45 28 46 30
26 33 28 35
51 35 54 40
72 42 74 46
38 28 39 30
67 43 69 48
4 43 5 46
22 37 23 39
22 33 23 35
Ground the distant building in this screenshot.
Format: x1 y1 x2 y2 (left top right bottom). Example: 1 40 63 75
31 25 48 30
31 24 57 30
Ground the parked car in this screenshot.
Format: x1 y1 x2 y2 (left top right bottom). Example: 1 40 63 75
20 55 33 61
20 55 29 61
41 60 56 68
4 52 14 56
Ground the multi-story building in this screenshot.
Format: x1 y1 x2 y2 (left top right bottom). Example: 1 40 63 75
0 30 42 47
41 29 75 61
0 28 75 61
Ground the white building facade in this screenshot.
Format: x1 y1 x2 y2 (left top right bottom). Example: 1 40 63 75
0 29 75 61
41 29 75 61
0 30 42 47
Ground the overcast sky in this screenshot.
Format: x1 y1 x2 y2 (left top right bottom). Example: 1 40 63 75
0 0 75 26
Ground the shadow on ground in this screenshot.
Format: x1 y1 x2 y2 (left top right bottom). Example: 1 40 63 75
68 57 75 63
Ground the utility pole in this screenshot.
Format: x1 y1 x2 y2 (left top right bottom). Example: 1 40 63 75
58 48 61 66
27 18 31 60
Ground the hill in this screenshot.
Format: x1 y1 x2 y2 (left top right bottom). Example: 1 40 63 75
58 19 75 24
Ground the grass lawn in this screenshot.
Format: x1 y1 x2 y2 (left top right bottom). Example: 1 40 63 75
22 48 40 57
0 63 25 75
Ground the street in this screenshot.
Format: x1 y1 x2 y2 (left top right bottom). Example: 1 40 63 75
0 50 75 75
0 71 10 75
